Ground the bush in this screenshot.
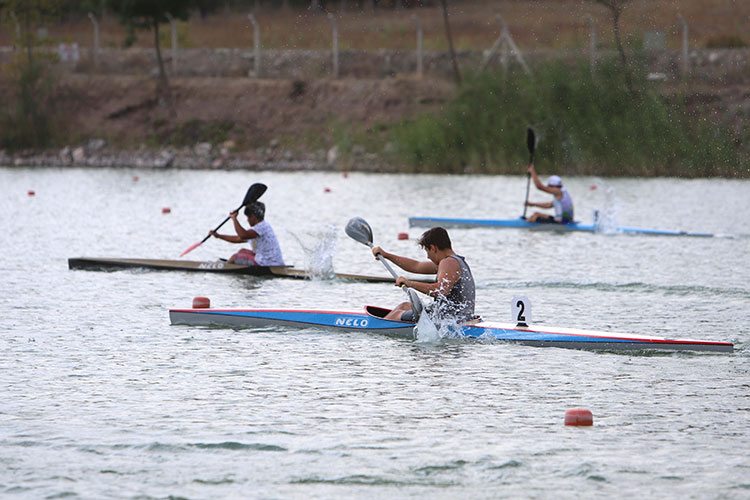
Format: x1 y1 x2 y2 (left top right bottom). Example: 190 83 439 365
390 59 744 176
0 60 58 151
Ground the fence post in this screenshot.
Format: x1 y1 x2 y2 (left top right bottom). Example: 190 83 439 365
248 14 261 77
165 12 177 74
88 12 99 68
411 15 423 78
10 11 20 52
586 15 596 75
677 14 689 80
327 13 339 78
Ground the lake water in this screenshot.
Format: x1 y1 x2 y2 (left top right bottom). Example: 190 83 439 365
1 167 749 499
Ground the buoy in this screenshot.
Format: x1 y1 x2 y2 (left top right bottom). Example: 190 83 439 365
133 175 139 182
27 190 35 196
324 187 331 193
342 172 348 178
192 296 210 309
162 207 171 214
590 184 597 190
564 408 593 426
397 232 408 240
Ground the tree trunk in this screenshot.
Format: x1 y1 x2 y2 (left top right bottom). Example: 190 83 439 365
439 0 461 84
611 8 633 91
153 17 170 100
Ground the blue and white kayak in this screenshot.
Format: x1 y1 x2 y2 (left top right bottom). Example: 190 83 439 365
408 216 715 237
168 305 733 353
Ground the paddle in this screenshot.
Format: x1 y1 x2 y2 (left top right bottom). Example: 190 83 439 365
345 217 427 322
522 127 536 219
179 183 267 257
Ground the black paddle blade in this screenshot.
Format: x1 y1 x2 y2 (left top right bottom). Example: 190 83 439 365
345 217 374 247
526 127 536 162
243 183 267 207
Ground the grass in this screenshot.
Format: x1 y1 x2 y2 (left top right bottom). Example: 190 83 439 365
385 57 743 176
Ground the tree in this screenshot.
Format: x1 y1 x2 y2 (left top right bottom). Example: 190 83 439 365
106 0 215 98
592 0 633 91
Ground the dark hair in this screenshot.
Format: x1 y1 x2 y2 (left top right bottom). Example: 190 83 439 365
418 227 452 250
244 201 265 220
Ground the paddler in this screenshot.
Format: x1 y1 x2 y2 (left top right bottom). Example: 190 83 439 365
210 201 285 266
524 163 575 223
371 227 475 323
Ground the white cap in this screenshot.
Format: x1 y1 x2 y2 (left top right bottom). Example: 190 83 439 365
547 175 562 187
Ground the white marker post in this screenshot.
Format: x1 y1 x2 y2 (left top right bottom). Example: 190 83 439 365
511 296 531 327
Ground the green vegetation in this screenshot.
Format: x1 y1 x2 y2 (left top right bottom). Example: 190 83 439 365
0 60 58 150
389 60 744 176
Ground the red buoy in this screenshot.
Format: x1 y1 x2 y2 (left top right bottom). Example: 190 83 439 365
397 232 408 240
28 190 35 196
133 175 139 182
324 187 331 193
589 184 597 190
162 207 171 214
192 296 210 309
342 172 349 178
565 408 593 426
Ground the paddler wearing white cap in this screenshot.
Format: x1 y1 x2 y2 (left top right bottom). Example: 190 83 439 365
524 163 575 223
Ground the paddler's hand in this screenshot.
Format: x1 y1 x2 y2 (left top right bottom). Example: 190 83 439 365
527 163 536 175
229 211 238 221
372 246 385 260
395 276 409 288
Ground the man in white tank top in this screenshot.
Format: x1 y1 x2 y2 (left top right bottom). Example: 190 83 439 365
524 163 575 223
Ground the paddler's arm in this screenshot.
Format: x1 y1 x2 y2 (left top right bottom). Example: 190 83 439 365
526 200 553 208
210 231 247 244
528 164 558 195
372 246 438 274
229 212 259 239
395 257 460 297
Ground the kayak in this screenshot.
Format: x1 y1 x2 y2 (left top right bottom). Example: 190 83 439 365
408 216 716 237
168 305 733 353
67 257 407 283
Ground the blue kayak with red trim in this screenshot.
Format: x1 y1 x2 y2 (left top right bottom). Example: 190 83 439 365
168 305 733 353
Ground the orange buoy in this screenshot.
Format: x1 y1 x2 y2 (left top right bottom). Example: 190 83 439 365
324 187 331 193
28 190 35 196
397 232 408 240
192 296 210 309
590 184 597 190
133 175 139 182
342 172 348 178
162 207 171 214
565 408 593 426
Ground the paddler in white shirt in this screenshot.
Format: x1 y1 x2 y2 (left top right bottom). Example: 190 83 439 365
524 163 575 223
210 201 285 266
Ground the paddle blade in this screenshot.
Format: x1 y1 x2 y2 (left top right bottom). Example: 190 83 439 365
526 127 536 162
407 288 424 320
243 183 267 207
345 217 374 247
179 240 203 257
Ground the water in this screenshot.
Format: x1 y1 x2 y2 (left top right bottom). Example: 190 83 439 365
1 167 749 499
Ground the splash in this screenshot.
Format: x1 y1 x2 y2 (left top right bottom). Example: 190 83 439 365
414 311 441 343
591 181 621 234
289 225 337 280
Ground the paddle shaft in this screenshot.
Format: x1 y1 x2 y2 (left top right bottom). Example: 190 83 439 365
368 243 400 280
199 207 241 245
522 127 536 219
